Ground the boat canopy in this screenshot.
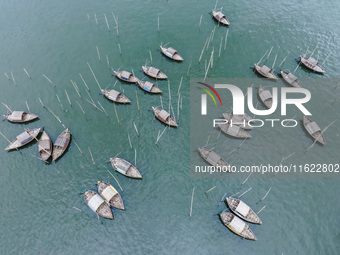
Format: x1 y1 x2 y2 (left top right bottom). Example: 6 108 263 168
143 81 154 91
306 122 321 134
167 47 177 56
16 131 32 144
229 216 246 234
39 140 51 150
208 151 221 164
287 73 298 81
236 201 250 217
11 111 24 121
260 65 271 74
158 109 170 121
259 90 272 102
215 12 225 20
117 159 131 171
55 136 69 148
121 71 131 80
149 67 160 75
307 57 318 66
101 185 117 201
108 90 120 101
227 125 240 137
88 194 104 212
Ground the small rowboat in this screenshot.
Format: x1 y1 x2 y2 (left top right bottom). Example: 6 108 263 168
254 64 278 80
5 128 41 151
160 46 184 61
258 87 273 109
218 123 251 139
226 197 262 224
52 128 71 161
101 89 131 104
219 211 257 240
137 80 162 94
38 131 52 162
142 66 168 79
98 181 125 210
299 55 325 74
152 107 178 127
302 116 326 145
4 111 38 123
110 157 142 179
280 70 301 88
198 147 229 169
113 70 139 83
84 190 113 220
222 113 253 130
212 10 230 26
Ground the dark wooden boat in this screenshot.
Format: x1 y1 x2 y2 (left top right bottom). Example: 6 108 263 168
113 70 139 83
38 131 52 162
302 116 326 145
52 128 71 161
254 64 278 80
226 197 262 224
219 211 257 240
212 10 230 26
142 66 168 79
101 89 131 104
160 46 184 61
198 147 230 169
280 70 301 88
299 55 325 74
110 157 142 179
98 181 125 210
222 113 253 130
5 128 41 151
137 80 162 94
152 107 178 127
218 123 251 139
258 87 273 109
4 111 38 123
84 190 113 220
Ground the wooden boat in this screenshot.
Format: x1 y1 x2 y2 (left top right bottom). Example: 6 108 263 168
299 55 325 74
97 181 125 210
160 46 184 61
4 111 38 123
222 113 253 130
152 107 178 127
52 128 71 161
142 66 168 79
280 70 301 88
137 80 162 94
113 70 139 83
101 89 131 104
197 147 229 169
110 157 142 179
254 64 278 80
212 10 230 26
258 87 273 109
38 131 52 162
84 190 113 220
5 128 41 151
218 123 251 139
226 197 262 224
302 116 326 145
219 211 257 240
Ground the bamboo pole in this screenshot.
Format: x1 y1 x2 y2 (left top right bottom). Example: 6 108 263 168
88 146 95 165
65 89 72 105
257 49 269 65
106 55 110 68
266 46 273 61
39 98 45 108
135 90 140 112
205 186 216 194
218 192 227 206
71 80 81 98
23 68 31 79
79 73 90 91
97 101 108 117
118 43 122 55
56 94 65 111
238 187 252 198
198 37 209 62
257 205 266 215
177 93 180 121
25 101 30 113
96 46 101 61
309 43 319 58
128 133 132 149
11 72 16 85
218 36 223 58
73 139 83 154
73 206 82 212
76 101 85 115
2 103 12 113
86 99 103 112
113 103 120 124
160 96 163 109
43 74 55 86
186 60 192 77
0 131 12 144
271 54 277 70
241 172 252 185
149 50 152 64
321 53 330 67
177 76 183 96
87 13 90 21
224 30 229 51
260 187 271 201
104 14 110 31
199 14 202 28
307 119 337 151
189 186 195 217
157 14 160 32
133 122 139 136
87 62 102 90
155 126 167 145
106 168 123 192
94 13 98 25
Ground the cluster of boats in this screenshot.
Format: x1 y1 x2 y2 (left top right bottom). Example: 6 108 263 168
219 197 262 240
3 111 71 162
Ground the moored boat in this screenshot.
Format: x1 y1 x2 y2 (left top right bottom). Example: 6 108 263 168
52 128 71 161
84 190 113 220
212 10 230 26
4 111 38 123
218 123 251 139
38 131 52 162
5 128 41 151
198 147 229 169
226 197 262 224
280 70 301 88
160 46 184 61
137 80 162 94
299 55 325 74
258 87 273 109
254 64 278 80
222 113 253 130
101 89 131 104
302 116 326 145
98 181 125 210
219 211 257 240
142 66 168 79
152 107 178 127
113 70 139 83
110 157 142 179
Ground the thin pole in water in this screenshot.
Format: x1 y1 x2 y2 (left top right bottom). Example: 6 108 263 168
11 72 16 85
104 14 110 31
96 46 101 61
76 101 85 115
79 73 90 91
94 13 98 26
199 14 202 28
190 186 195 217
88 146 95 165
133 122 139 136
65 89 72 106
23 68 31 79
224 30 229 51
87 62 102 90
43 74 55 87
